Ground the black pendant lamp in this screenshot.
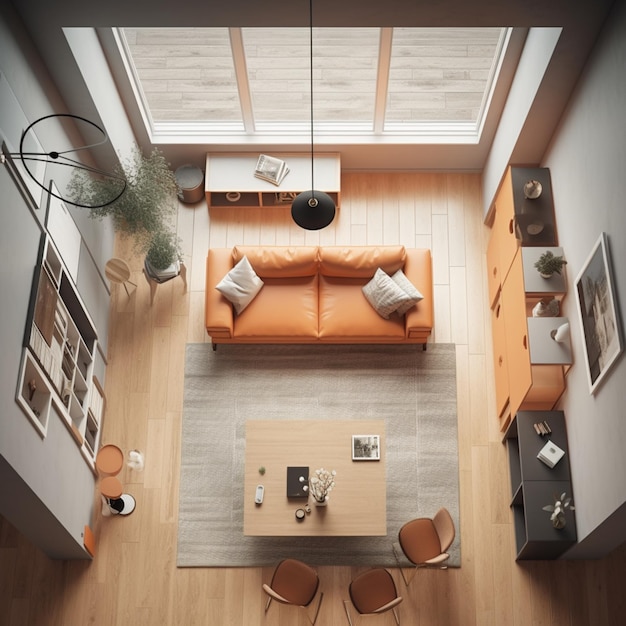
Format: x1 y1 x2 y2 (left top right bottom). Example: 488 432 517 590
291 0 336 230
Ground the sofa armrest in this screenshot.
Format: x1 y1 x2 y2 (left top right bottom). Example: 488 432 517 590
205 249 234 338
403 249 434 336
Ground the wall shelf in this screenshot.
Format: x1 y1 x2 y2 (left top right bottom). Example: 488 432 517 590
16 236 105 467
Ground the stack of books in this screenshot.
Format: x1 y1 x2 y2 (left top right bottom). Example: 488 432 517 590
254 154 290 186
537 439 565 468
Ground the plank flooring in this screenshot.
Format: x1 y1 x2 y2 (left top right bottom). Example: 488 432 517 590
1 172 625 625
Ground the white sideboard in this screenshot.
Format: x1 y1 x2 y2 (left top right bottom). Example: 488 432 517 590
205 152 341 209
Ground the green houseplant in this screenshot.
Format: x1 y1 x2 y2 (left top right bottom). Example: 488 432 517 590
145 228 182 273
68 145 179 252
534 250 567 278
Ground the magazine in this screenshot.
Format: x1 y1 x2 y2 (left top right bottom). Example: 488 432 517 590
254 154 290 186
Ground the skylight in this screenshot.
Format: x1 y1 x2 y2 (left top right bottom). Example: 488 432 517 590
118 26 508 143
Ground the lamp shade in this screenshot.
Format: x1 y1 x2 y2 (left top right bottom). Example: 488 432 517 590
291 190 335 230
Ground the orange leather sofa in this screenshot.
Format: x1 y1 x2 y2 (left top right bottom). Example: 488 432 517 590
205 245 433 347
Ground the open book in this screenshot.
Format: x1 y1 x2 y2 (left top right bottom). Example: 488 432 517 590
254 154 290 186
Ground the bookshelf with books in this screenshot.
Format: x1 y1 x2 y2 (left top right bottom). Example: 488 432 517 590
16 236 105 468
205 152 341 209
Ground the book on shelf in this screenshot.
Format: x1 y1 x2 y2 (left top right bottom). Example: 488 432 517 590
254 154 290 186
537 439 565 468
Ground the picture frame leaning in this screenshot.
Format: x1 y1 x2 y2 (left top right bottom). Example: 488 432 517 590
575 232 624 394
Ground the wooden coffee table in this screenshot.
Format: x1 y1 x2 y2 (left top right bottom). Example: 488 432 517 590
244 419 386 536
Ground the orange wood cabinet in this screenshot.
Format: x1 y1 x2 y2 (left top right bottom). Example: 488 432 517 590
502 251 565 421
487 167 565 432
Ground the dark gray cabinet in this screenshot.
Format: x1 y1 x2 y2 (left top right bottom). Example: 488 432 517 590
504 410 577 560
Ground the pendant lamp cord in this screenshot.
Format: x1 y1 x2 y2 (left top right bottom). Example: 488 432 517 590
309 0 316 203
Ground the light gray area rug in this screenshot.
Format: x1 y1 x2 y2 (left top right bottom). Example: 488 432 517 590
177 343 460 567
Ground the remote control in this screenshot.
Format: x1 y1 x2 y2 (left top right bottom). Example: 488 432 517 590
255 484 264 504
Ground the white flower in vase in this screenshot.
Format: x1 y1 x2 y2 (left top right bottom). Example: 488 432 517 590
307 468 336 505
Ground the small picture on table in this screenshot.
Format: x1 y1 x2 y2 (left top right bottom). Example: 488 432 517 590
352 435 380 461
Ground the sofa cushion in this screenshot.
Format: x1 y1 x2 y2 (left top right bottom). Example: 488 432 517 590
233 246 318 278
391 269 424 315
318 246 406 278
362 268 414 319
234 276 319 339
318 276 405 339
215 255 264 314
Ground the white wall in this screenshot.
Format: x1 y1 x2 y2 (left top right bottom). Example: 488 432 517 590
544 0 626 557
0 2 114 558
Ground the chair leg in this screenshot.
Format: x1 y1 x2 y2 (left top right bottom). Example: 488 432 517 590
392 605 401 625
264 595 272 614
343 600 354 626
179 262 188 293
392 542 418 587
307 591 324 625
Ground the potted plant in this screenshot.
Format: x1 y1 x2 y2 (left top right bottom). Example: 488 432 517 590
534 250 567 278
68 145 179 252
144 228 182 282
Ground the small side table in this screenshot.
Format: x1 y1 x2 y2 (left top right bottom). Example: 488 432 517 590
105 258 137 296
96 444 124 477
100 475 136 516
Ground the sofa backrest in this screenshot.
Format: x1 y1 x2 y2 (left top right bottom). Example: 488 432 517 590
318 246 406 278
232 246 318 278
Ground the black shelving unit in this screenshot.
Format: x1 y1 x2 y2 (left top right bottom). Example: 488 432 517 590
503 410 577 560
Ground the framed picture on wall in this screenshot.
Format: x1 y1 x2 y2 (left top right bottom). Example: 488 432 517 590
575 232 624 394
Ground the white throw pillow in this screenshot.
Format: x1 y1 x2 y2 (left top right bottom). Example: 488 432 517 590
362 268 413 319
216 256 264 314
391 269 424 315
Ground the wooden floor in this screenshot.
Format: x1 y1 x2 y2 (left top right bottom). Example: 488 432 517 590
1 172 625 625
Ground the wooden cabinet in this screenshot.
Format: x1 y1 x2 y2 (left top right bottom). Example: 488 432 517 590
488 167 568 432
504 411 577 560
491 293 510 418
205 152 341 209
16 236 105 467
488 166 558 306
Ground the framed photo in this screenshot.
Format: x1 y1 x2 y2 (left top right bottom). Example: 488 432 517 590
352 434 380 461
575 233 624 394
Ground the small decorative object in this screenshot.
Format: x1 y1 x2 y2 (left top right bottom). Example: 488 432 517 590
352 434 381 461
306 467 336 505
537 439 565 468
27 379 37 402
127 449 145 471
534 250 567 278
543 492 574 529
532 297 560 317
295 508 306 521
523 179 543 199
258 466 266 476
551 322 570 344
575 233 624 394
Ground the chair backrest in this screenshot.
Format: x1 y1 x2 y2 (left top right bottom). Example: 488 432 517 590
432 507 455 553
349 568 401 615
267 558 320 607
